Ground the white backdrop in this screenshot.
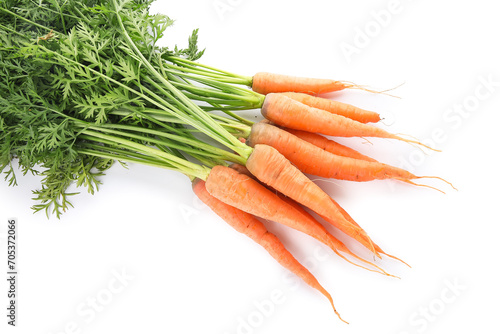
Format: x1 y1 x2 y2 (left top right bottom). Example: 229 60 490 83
1 0 499 333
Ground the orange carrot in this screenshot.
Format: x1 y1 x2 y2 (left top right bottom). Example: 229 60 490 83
230 164 394 276
283 127 377 162
262 93 433 149
192 179 347 322
229 163 255 178
248 122 417 182
205 165 350 256
245 144 378 256
252 72 349 95
329 198 410 267
280 193 396 275
279 126 454 191
281 92 381 123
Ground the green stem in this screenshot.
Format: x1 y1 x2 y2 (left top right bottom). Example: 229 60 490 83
80 129 211 180
111 0 251 159
78 148 185 174
138 79 237 146
109 108 249 136
37 44 250 158
170 80 261 105
80 143 169 166
51 0 68 34
165 63 250 85
90 123 246 165
167 56 252 84
0 7 59 34
167 70 264 106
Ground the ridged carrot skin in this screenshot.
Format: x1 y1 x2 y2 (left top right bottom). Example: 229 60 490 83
230 163 395 274
252 72 348 95
281 92 381 123
192 179 347 322
245 144 377 255
283 127 377 162
205 166 343 254
261 93 404 140
248 123 415 182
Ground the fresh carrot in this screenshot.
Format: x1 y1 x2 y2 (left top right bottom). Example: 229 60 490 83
280 193 396 275
245 144 379 256
281 92 381 123
230 164 394 276
205 165 353 257
192 178 347 322
329 198 410 268
281 127 455 191
229 163 257 178
247 122 417 182
282 127 377 162
261 93 434 149
251 72 349 95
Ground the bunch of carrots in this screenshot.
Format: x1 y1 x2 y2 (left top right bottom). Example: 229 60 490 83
0 0 454 324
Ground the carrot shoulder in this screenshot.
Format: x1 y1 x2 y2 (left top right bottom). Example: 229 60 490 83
281 92 381 124
192 179 347 322
245 144 378 256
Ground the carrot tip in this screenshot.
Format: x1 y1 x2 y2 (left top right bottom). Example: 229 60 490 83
341 81 404 99
379 249 411 268
366 236 380 259
334 246 394 277
394 178 446 194
336 311 349 325
416 176 457 191
388 273 402 280
360 136 374 145
329 300 349 324
393 134 441 152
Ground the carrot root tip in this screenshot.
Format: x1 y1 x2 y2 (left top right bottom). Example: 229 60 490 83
393 134 441 152
360 136 374 145
336 311 349 325
334 247 393 277
329 300 349 324
341 81 403 98
394 177 446 194
416 176 457 191
379 250 411 268
388 273 401 280
397 175 456 193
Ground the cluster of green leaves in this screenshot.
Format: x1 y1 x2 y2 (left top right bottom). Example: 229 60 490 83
1 0 250 217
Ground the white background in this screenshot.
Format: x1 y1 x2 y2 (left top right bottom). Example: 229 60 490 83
1 0 500 333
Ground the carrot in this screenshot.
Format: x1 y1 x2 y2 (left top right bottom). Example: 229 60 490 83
245 144 379 256
281 92 381 123
283 127 377 162
205 165 351 257
229 163 256 178
248 122 418 182
329 198 410 268
230 164 394 276
287 125 454 191
192 178 348 322
261 93 435 149
252 72 349 95
280 193 396 276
